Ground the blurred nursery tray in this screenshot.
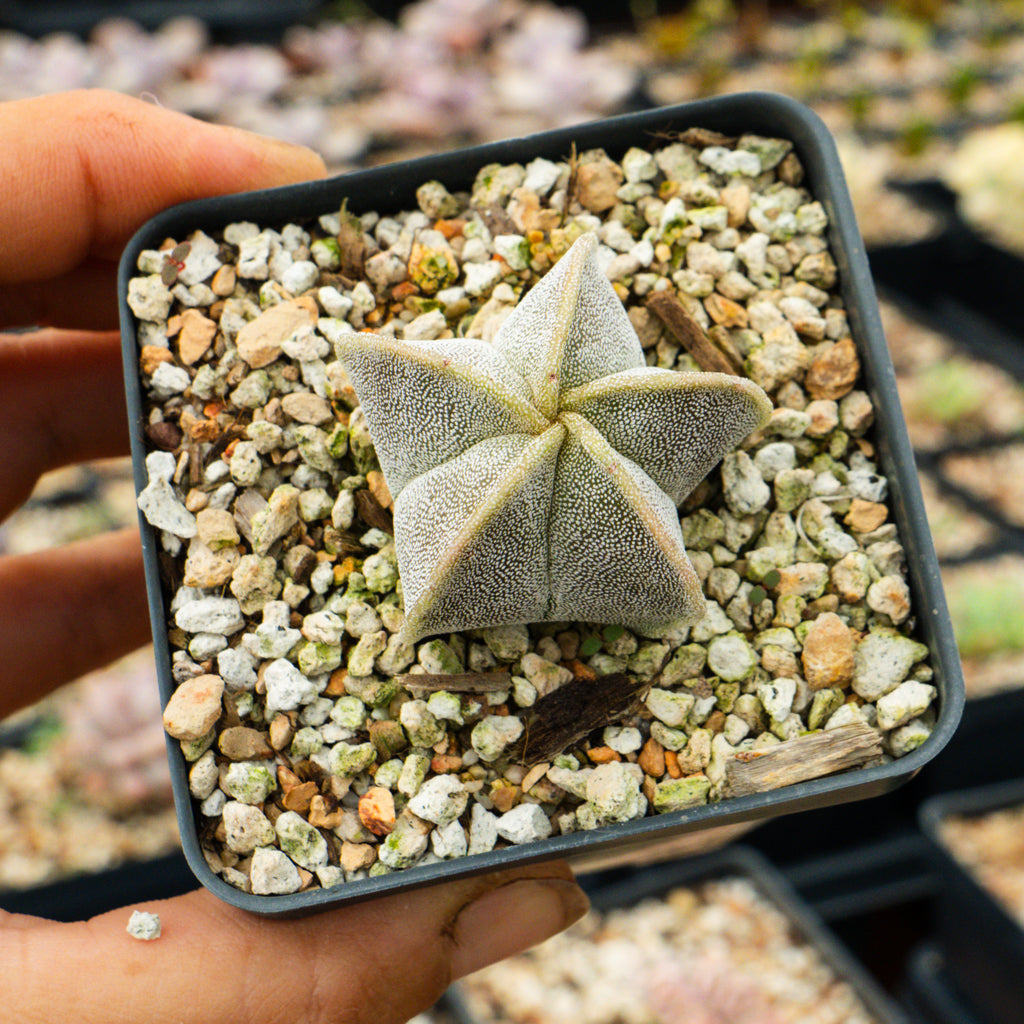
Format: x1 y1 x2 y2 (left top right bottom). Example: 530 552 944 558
0 0 322 40
904 945 989 1024
920 777 1024 1024
869 180 1024 384
118 92 963 916
0 850 196 922
449 845 911 1024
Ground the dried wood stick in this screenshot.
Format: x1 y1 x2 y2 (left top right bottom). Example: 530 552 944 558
646 290 740 376
723 721 884 798
398 671 512 694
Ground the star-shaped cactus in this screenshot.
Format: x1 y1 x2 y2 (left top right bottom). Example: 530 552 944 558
335 232 771 643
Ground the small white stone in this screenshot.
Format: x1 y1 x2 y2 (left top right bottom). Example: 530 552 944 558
281 259 319 295
431 819 468 859
522 157 562 195
408 775 468 826
404 309 448 340
223 801 276 853
496 803 552 844
876 680 937 731
471 715 524 762
264 658 320 714
127 910 161 941
250 847 302 895
137 451 197 538
602 726 643 755
463 260 503 297
275 810 329 869
174 596 244 636
128 274 173 321
756 677 797 723
468 802 500 854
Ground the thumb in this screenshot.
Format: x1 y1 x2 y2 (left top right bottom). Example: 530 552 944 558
3 863 588 1024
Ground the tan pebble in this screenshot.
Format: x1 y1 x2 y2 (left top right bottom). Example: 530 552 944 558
721 183 751 227
805 399 839 437
431 754 463 774
775 563 828 597
576 157 624 213
358 786 396 836
162 674 224 741
195 507 240 550
704 293 748 328
520 762 550 794
508 187 561 235
367 470 393 510
281 391 333 425
586 745 621 764
177 309 218 365
210 264 236 297
761 645 800 677
185 488 209 513
490 782 518 813
638 737 666 778
340 841 377 873
277 764 302 791
704 710 726 733
866 575 911 624
269 715 296 752
801 612 855 690
307 793 346 827
218 726 272 761
845 499 887 533
324 668 349 697
139 345 174 376
805 336 860 400
183 538 238 588
236 296 318 369
282 781 319 814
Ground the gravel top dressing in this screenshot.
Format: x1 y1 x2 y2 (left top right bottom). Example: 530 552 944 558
128 125 938 898
459 873 881 1024
940 801 1024 928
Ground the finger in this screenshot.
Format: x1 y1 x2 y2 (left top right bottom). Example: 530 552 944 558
0 529 149 718
0 89 327 325
0 329 128 519
0 259 120 330
5 865 589 1024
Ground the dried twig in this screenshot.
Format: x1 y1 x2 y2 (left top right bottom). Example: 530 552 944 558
398 672 513 694
646 290 740 376
723 721 884 798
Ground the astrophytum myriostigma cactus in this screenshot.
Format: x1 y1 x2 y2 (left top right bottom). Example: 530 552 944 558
335 232 772 643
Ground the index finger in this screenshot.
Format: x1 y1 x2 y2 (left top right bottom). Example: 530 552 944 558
0 89 327 324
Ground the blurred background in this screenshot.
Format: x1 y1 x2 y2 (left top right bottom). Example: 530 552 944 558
4 1 1024 1018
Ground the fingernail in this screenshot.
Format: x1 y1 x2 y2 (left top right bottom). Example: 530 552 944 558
450 878 589 978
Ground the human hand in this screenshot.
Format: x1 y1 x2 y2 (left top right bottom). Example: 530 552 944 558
0 89 588 1024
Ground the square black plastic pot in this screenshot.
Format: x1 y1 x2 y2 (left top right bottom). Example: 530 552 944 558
903 945 988 1024
920 778 1024 1024
447 845 910 1024
118 91 964 916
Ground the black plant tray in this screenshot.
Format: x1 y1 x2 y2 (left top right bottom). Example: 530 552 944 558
904 944 991 1024
919 777 1024 1024
118 91 964 916
0 0 322 40
0 850 196 922
869 180 1024 384
446 845 911 1024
